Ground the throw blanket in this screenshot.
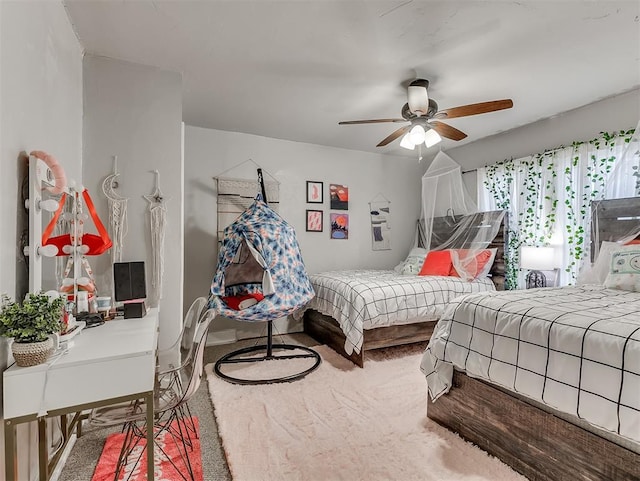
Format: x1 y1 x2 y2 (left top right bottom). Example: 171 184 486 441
421 285 640 444
295 270 495 355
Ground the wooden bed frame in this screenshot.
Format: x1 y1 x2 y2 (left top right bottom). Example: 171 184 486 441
303 211 508 366
426 197 640 480
427 371 640 481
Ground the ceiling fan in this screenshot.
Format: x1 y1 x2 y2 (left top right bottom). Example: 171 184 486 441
338 79 513 151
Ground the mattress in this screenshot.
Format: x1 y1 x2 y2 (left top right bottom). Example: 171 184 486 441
295 269 495 355
420 285 640 445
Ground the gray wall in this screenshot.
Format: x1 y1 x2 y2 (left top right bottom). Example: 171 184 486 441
0 2 83 479
82 55 183 351
184 125 424 342
449 88 640 198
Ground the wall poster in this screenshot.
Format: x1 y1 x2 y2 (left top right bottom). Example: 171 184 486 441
329 184 348 210
330 213 349 239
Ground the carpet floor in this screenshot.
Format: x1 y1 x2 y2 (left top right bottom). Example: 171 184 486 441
207 344 528 481
58 341 235 481
57 333 320 481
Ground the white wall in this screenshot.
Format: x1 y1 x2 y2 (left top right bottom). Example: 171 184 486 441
184 126 424 341
449 88 640 198
82 55 183 351
0 2 83 479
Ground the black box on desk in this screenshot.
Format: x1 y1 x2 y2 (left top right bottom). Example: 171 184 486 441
124 301 147 319
114 262 147 302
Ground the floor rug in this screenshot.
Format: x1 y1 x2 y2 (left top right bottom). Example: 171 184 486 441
206 345 528 481
91 416 203 481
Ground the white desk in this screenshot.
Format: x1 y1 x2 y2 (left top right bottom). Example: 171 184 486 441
3 308 159 481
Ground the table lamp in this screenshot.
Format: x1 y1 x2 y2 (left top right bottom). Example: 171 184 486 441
520 246 557 288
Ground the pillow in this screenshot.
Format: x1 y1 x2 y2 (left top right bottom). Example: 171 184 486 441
603 248 640 292
449 248 497 280
577 241 637 285
418 250 453 276
394 247 428 275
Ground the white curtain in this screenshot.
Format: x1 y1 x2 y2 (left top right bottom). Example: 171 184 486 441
479 125 639 287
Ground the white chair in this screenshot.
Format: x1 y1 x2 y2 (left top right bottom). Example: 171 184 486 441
156 296 210 436
156 296 208 376
89 312 214 481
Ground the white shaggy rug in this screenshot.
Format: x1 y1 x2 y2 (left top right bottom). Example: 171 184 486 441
206 344 527 481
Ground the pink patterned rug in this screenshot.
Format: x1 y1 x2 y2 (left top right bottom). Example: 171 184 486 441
207 344 527 481
92 417 202 481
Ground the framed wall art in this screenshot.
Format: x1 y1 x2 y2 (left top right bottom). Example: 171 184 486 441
330 213 349 239
329 184 348 210
306 210 323 232
306 181 323 203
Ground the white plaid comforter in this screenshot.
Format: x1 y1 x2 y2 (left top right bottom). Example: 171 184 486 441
295 270 495 355
420 285 640 444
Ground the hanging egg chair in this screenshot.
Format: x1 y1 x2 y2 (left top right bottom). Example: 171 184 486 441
209 170 320 384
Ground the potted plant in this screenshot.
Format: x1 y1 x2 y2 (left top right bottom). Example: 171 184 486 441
0 292 64 367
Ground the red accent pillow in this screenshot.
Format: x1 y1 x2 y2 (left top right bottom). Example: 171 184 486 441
449 249 494 279
624 239 640 245
418 250 453 276
222 293 265 310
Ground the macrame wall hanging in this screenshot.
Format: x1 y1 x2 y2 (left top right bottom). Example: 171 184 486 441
369 193 391 251
144 170 168 305
214 159 280 242
102 156 129 264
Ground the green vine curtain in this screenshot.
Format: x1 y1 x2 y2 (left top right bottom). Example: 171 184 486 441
479 128 637 289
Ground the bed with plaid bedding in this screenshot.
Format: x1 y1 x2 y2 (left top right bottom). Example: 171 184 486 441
420 285 640 444
295 269 495 356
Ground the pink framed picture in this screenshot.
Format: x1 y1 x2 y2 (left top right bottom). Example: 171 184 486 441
306 210 323 232
306 181 323 203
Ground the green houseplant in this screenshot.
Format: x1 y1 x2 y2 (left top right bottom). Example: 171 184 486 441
0 292 64 367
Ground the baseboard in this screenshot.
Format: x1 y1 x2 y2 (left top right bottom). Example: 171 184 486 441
207 329 237 346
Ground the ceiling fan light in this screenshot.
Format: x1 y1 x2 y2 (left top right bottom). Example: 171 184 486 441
408 85 429 115
400 132 415 150
424 128 442 148
409 124 426 145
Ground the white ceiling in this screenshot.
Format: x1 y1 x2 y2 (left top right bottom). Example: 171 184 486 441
63 1 640 157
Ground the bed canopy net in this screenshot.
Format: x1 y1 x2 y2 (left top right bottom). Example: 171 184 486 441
421 151 505 281
209 169 320 384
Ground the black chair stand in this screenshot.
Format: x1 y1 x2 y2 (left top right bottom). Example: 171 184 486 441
213 320 321 385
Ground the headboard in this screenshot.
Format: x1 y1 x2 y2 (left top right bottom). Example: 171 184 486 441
590 196 640 261
421 211 508 290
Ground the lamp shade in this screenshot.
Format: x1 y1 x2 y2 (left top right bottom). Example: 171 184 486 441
424 128 442 148
399 133 415 150
520 246 557 271
409 124 426 144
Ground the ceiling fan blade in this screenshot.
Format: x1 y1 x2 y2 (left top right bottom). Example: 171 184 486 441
338 118 406 125
434 99 513 120
377 125 411 147
430 121 467 141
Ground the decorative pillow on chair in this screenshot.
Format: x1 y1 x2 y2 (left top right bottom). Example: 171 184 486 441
418 250 453 276
603 249 640 292
394 248 428 275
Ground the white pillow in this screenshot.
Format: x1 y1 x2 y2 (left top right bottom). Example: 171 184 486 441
578 242 638 285
603 248 640 291
394 248 428 275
